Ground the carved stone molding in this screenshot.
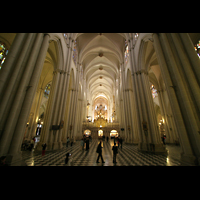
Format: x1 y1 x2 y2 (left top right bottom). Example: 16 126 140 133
135 69 148 75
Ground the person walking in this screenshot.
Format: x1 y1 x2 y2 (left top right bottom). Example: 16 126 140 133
42 143 47 156
162 133 166 145
65 153 73 166
106 136 109 142
96 141 105 163
112 142 118 163
86 137 89 151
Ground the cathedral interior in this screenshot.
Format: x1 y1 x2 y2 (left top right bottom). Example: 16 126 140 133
0 33 199 166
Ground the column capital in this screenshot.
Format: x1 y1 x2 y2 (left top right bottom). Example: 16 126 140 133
135 69 148 75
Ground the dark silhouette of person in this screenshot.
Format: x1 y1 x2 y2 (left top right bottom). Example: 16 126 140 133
112 142 118 163
96 141 105 163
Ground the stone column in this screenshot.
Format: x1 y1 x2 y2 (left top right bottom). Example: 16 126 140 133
5 34 49 165
127 88 138 144
36 69 60 150
138 70 166 153
160 33 200 164
71 66 80 141
179 33 200 85
0 33 27 95
51 70 65 150
29 87 44 139
121 64 131 143
157 89 172 143
153 33 197 164
170 33 200 113
0 33 34 132
135 71 150 151
57 37 73 146
0 33 42 157
129 37 146 148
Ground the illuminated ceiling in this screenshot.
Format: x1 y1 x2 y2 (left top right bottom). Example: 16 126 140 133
75 33 127 105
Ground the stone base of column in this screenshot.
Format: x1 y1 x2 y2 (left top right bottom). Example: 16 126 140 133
138 142 167 154
35 141 52 151
52 142 59 150
125 141 138 145
35 142 43 151
153 143 168 155
58 141 63 149
62 137 67 143
180 153 198 166
75 135 82 141
138 142 149 152
6 152 27 166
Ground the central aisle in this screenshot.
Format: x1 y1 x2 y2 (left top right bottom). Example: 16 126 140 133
21 139 192 166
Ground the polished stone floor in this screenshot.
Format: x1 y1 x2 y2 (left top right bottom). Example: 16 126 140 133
21 139 195 166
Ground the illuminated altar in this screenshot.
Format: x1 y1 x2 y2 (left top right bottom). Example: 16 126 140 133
94 104 108 127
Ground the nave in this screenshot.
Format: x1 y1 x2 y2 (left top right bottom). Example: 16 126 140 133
22 139 195 166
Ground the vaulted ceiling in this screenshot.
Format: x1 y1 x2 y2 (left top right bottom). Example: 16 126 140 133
75 33 126 104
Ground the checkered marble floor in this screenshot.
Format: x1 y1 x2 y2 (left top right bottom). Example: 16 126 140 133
22 139 195 166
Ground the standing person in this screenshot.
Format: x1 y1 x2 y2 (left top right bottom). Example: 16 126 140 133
86 137 89 151
66 137 70 147
65 153 69 165
106 136 109 142
65 153 73 166
112 142 118 163
162 133 166 145
83 135 86 149
42 143 47 156
81 138 84 150
96 141 105 163
117 137 120 148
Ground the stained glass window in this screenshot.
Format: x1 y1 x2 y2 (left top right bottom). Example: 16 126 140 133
63 33 68 40
0 42 8 70
194 40 200 59
124 39 129 64
73 40 77 65
44 83 51 98
150 85 158 99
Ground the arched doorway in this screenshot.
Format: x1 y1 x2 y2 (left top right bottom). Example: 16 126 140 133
98 129 103 138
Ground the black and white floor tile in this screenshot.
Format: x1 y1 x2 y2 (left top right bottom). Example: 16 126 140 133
22 139 195 166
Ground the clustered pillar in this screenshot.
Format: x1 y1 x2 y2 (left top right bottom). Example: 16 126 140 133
153 33 200 165
0 33 50 165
